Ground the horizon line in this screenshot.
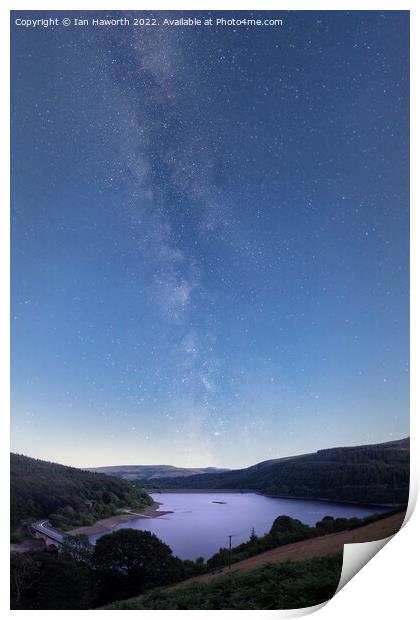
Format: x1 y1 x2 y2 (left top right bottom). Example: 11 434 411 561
10 435 410 471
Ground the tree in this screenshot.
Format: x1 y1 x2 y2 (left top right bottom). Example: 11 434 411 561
248 527 258 544
10 553 42 607
93 528 183 603
11 551 94 609
62 534 94 566
270 515 312 545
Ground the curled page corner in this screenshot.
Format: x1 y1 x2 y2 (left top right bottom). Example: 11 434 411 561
334 481 417 597
336 535 393 594
403 478 418 524
281 538 396 618
278 535 400 618
261 528 403 620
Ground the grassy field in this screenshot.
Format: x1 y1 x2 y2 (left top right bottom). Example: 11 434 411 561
105 553 344 610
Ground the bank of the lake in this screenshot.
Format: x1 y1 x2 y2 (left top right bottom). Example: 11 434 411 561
67 501 173 536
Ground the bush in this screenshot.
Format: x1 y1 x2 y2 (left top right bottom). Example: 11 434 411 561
11 551 95 609
93 529 185 604
105 553 343 610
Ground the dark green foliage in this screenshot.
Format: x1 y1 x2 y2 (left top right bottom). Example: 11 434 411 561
145 438 410 504
10 531 25 544
182 558 207 579
10 534 208 610
10 453 153 529
248 527 258 544
207 530 282 570
206 513 397 569
92 529 186 604
62 534 94 566
11 551 95 609
314 516 360 535
270 515 313 544
145 437 410 505
105 553 343 610
158 440 411 504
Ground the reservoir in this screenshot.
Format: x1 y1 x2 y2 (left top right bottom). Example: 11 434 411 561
90 492 390 560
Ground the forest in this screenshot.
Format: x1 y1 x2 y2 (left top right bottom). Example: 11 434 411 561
144 438 410 505
10 453 152 530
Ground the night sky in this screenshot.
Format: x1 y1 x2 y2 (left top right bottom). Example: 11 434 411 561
11 11 409 468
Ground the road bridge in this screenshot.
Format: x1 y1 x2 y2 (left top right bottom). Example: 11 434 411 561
29 521 65 550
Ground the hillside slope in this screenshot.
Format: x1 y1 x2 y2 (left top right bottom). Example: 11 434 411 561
144 438 410 505
105 554 343 610
10 453 152 529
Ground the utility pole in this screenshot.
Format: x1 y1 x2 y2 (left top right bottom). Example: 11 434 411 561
228 534 233 569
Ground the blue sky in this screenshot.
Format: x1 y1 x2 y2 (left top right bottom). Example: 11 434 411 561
11 11 409 467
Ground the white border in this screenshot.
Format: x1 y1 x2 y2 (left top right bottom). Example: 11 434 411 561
2 2 417 619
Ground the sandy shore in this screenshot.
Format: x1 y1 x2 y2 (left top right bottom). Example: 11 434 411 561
67 501 173 536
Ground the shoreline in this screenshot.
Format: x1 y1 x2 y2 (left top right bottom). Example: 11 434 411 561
149 488 402 509
67 501 173 536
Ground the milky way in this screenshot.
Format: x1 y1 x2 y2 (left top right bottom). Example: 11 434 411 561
11 11 409 467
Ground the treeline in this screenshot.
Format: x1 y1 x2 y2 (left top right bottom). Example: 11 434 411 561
11 453 152 530
144 438 410 505
206 512 393 569
105 553 343 610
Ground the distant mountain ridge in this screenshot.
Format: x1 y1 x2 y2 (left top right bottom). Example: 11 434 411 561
86 464 230 481
132 437 410 505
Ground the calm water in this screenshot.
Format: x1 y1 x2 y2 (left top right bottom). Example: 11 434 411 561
91 492 389 560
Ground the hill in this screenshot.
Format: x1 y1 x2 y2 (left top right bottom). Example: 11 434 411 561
86 464 230 481
104 553 343 610
10 453 153 530
141 438 410 505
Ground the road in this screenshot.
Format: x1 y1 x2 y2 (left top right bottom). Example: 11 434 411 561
31 520 65 544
